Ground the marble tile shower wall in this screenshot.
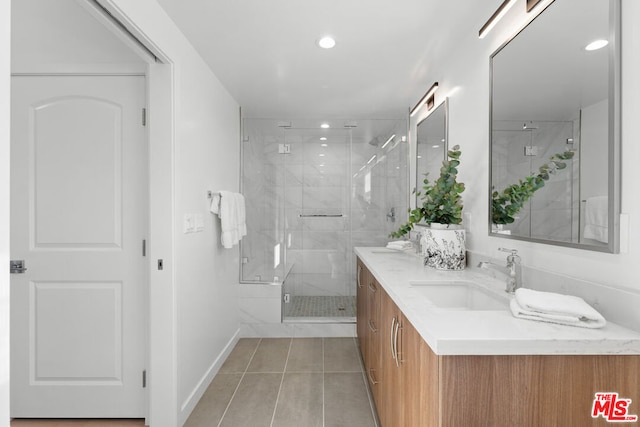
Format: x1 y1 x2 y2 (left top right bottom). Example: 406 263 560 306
241 119 408 299
284 130 351 297
492 120 578 242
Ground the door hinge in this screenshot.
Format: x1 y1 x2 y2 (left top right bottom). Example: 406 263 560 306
142 370 147 388
142 108 147 126
142 239 146 257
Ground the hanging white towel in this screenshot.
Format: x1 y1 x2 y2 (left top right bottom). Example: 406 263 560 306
510 288 606 329
583 196 608 243
210 190 246 248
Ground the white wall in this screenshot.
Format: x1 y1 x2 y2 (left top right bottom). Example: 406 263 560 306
410 0 640 303
105 1 242 425
1 2 10 425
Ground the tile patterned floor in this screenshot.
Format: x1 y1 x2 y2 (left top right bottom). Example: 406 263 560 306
10 338 377 427
287 296 356 318
185 337 378 427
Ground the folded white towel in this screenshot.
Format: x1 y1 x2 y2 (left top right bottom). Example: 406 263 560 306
510 288 606 329
386 241 412 250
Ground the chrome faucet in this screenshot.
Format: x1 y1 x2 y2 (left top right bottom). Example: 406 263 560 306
477 248 522 294
386 207 396 222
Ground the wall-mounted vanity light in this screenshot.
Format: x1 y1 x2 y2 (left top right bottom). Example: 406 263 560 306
478 0 517 39
526 0 544 13
409 82 438 117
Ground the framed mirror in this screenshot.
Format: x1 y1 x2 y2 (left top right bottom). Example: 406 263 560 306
489 0 620 252
416 98 448 206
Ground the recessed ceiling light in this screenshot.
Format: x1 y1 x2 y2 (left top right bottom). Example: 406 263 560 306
320 123 330 129
321 143 328 147
319 154 325 157
320 137 327 141
585 39 608 51
317 36 336 49
432 145 441 149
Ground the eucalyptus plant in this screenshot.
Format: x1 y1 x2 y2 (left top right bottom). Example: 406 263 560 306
491 149 575 225
390 145 465 238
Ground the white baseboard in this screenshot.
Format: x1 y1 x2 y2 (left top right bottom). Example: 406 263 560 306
178 328 241 426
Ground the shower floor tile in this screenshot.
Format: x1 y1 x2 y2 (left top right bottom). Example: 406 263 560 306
287 296 356 318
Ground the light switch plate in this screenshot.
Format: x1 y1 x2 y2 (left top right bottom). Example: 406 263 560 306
183 214 195 233
195 214 204 232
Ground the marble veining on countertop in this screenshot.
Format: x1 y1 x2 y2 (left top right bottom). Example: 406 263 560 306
355 247 640 355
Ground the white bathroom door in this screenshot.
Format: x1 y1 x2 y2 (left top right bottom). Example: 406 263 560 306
10 76 147 418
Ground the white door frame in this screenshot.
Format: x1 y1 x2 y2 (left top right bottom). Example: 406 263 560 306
1 1 11 424
70 2 178 425
100 7 178 427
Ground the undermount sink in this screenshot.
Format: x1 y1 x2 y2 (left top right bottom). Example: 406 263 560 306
409 281 509 311
370 249 407 254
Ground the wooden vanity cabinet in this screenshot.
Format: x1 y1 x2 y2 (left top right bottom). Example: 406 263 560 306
379 286 439 427
357 259 438 426
356 260 368 355
356 258 382 403
356 257 640 427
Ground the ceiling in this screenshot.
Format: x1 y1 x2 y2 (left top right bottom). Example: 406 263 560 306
12 0 503 121
154 0 490 120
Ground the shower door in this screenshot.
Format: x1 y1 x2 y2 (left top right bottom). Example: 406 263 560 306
492 120 578 242
283 127 355 320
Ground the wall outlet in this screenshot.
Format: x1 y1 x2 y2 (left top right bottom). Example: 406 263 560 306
283 293 291 303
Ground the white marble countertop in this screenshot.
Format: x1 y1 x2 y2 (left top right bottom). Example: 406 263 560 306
355 247 640 355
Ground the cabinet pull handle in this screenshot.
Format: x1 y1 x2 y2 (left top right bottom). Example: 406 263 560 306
394 320 402 367
357 265 362 288
390 317 397 360
368 282 377 292
368 319 378 333
367 368 379 385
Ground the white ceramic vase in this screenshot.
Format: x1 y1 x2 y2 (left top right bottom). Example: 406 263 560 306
420 223 466 270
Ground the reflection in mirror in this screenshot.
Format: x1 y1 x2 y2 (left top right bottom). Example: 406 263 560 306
490 0 619 252
416 98 447 206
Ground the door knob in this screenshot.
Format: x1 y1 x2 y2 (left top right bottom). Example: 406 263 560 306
10 260 27 274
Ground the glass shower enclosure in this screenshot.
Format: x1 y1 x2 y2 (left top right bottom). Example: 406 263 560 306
241 118 408 322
